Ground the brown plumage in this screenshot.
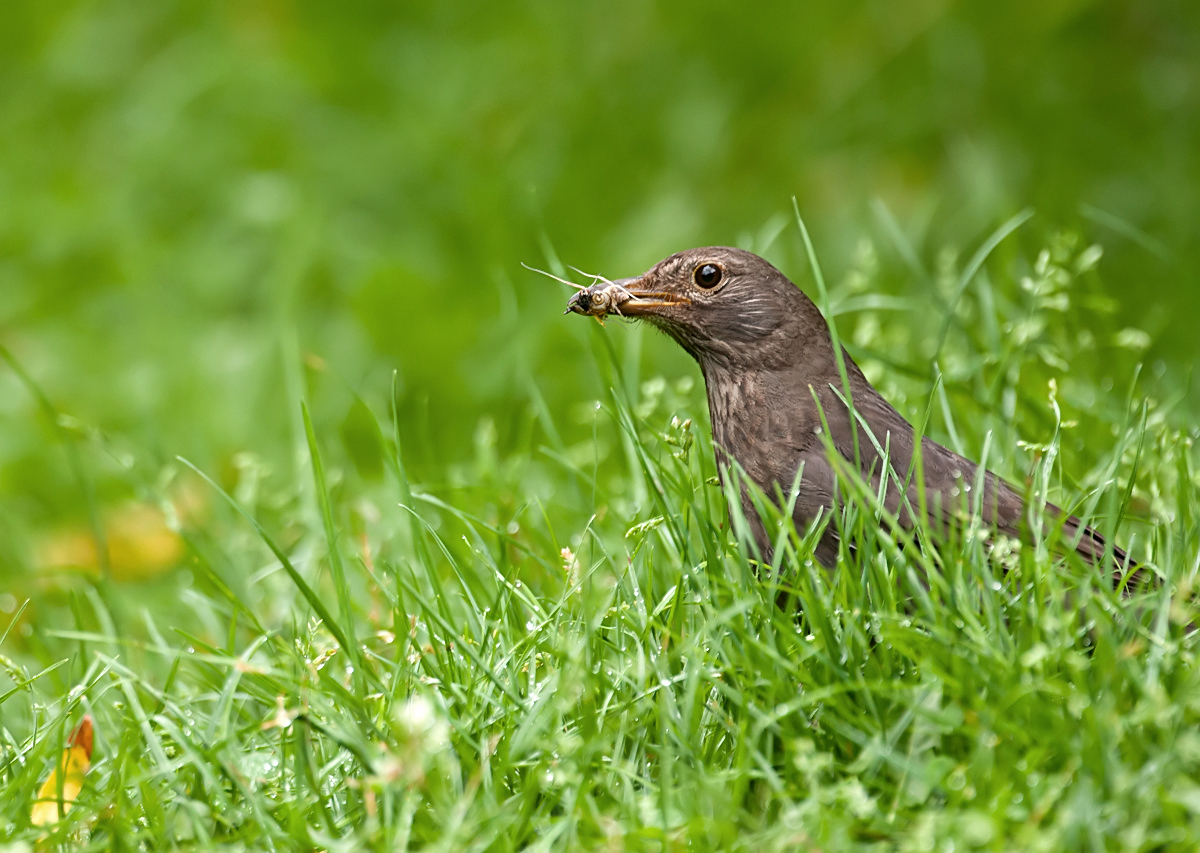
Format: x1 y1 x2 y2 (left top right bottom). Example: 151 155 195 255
566 246 1137 587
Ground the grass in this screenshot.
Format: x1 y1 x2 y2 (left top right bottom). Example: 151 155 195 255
2 4 1197 848
2 220 1199 851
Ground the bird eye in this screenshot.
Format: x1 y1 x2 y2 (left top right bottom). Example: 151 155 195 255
693 263 723 289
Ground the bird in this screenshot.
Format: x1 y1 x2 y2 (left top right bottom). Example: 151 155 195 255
565 246 1138 588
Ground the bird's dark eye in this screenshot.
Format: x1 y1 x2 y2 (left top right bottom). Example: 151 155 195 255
694 263 723 289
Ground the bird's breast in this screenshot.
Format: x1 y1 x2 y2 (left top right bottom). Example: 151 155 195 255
703 367 821 489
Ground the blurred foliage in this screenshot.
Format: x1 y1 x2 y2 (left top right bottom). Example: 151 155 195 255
2 6 1200 844
0 1 1196 578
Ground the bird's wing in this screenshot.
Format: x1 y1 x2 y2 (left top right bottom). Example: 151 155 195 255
824 400 1141 586
906 436 1142 587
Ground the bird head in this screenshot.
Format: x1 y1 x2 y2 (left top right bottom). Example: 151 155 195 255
566 246 819 369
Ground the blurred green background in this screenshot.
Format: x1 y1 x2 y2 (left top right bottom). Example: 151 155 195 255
0 2 1196 588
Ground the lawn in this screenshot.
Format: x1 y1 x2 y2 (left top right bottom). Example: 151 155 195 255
2 3 1199 850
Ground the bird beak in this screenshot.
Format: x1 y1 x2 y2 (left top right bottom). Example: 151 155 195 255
614 278 690 315
565 276 688 317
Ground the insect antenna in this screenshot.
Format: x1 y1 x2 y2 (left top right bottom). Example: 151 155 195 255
521 262 587 291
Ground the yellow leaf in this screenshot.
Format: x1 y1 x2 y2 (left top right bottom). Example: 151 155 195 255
30 715 94 827
35 480 207 582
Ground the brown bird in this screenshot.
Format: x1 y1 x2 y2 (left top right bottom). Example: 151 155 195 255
566 246 1137 586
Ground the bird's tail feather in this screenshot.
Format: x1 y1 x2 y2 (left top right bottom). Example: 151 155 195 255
1060 514 1147 592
